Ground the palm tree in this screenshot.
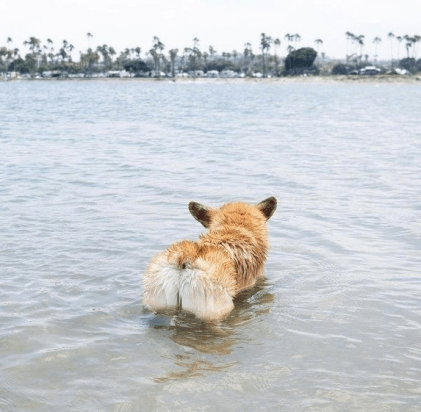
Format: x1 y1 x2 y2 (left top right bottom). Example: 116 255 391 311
405 35 418 59
193 37 200 48
109 47 116 68
68 44 74 62
46 38 53 56
284 33 293 54
58 46 68 63
243 42 252 73
97 44 110 70
120 48 130 68
244 42 252 59
87 33 93 50
274 38 281 75
396 36 403 60
149 49 159 74
373 37 381 63
357 35 365 64
81 48 99 73
134 47 141 59
169 48 178 77
23 37 41 72
388 32 395 69
345 31 356 63
60 39 71 62
232 50 238 64
260 33 272 77
314 39 323 65
404 35 413 58
292 34 301 71
209 45 216 58
26 37 41 56
152 36 165 76
193 38 202 75
202 51 209 69
184 37 200 77
4 37 13 76
414 35 421 59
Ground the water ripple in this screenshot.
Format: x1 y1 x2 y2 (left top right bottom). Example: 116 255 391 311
1 81 420 410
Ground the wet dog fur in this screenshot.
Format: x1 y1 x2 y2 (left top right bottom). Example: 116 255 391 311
143 197 277 320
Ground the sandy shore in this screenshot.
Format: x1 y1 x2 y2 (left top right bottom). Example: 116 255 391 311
3 75 421 84
167 75 421 84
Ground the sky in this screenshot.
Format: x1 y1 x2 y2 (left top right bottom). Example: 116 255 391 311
2 0 421 61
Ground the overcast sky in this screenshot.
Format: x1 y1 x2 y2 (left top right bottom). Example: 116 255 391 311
2 0 421 60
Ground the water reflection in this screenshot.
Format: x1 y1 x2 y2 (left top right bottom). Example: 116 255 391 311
150 279 274 382
154 355 235 383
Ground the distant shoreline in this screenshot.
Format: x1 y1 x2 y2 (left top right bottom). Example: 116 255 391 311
2 75 421 84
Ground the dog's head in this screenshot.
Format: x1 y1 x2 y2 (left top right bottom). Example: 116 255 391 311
188 197 277 231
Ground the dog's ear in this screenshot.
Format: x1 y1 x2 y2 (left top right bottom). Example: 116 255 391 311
256 197 277 220
189 201 212 228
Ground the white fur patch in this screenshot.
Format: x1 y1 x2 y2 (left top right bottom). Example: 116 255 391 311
143 257 234 320
179 267 234 320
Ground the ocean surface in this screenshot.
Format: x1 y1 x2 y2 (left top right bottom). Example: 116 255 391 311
1 79 420 411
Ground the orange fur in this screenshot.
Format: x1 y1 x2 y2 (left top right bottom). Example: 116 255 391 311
143 197 277 320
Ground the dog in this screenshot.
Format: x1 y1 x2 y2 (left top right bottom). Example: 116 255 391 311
143 197 277 320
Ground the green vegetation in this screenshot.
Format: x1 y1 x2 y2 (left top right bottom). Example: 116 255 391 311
1 31 421 79
331 64 348 75
284 47 317 74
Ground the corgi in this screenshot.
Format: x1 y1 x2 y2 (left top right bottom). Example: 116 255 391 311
143 197 277 320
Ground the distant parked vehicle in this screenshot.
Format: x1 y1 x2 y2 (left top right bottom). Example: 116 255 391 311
188 70 204 77
394 68 409 75
107 71 121 78
220 70 236 78
150 71 166 77
205 70 219 78
360 66 381 75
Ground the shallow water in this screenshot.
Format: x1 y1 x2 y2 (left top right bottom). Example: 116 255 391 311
1 80 421 411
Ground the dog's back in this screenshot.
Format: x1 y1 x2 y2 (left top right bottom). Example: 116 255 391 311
143 197 276 320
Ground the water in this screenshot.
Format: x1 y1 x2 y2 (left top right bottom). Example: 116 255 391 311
1 79 421 411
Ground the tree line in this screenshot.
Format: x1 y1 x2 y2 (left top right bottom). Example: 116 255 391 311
1 32 420 77
345 32 421 66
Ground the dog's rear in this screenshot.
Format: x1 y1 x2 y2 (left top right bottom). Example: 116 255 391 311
143 197 276 320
